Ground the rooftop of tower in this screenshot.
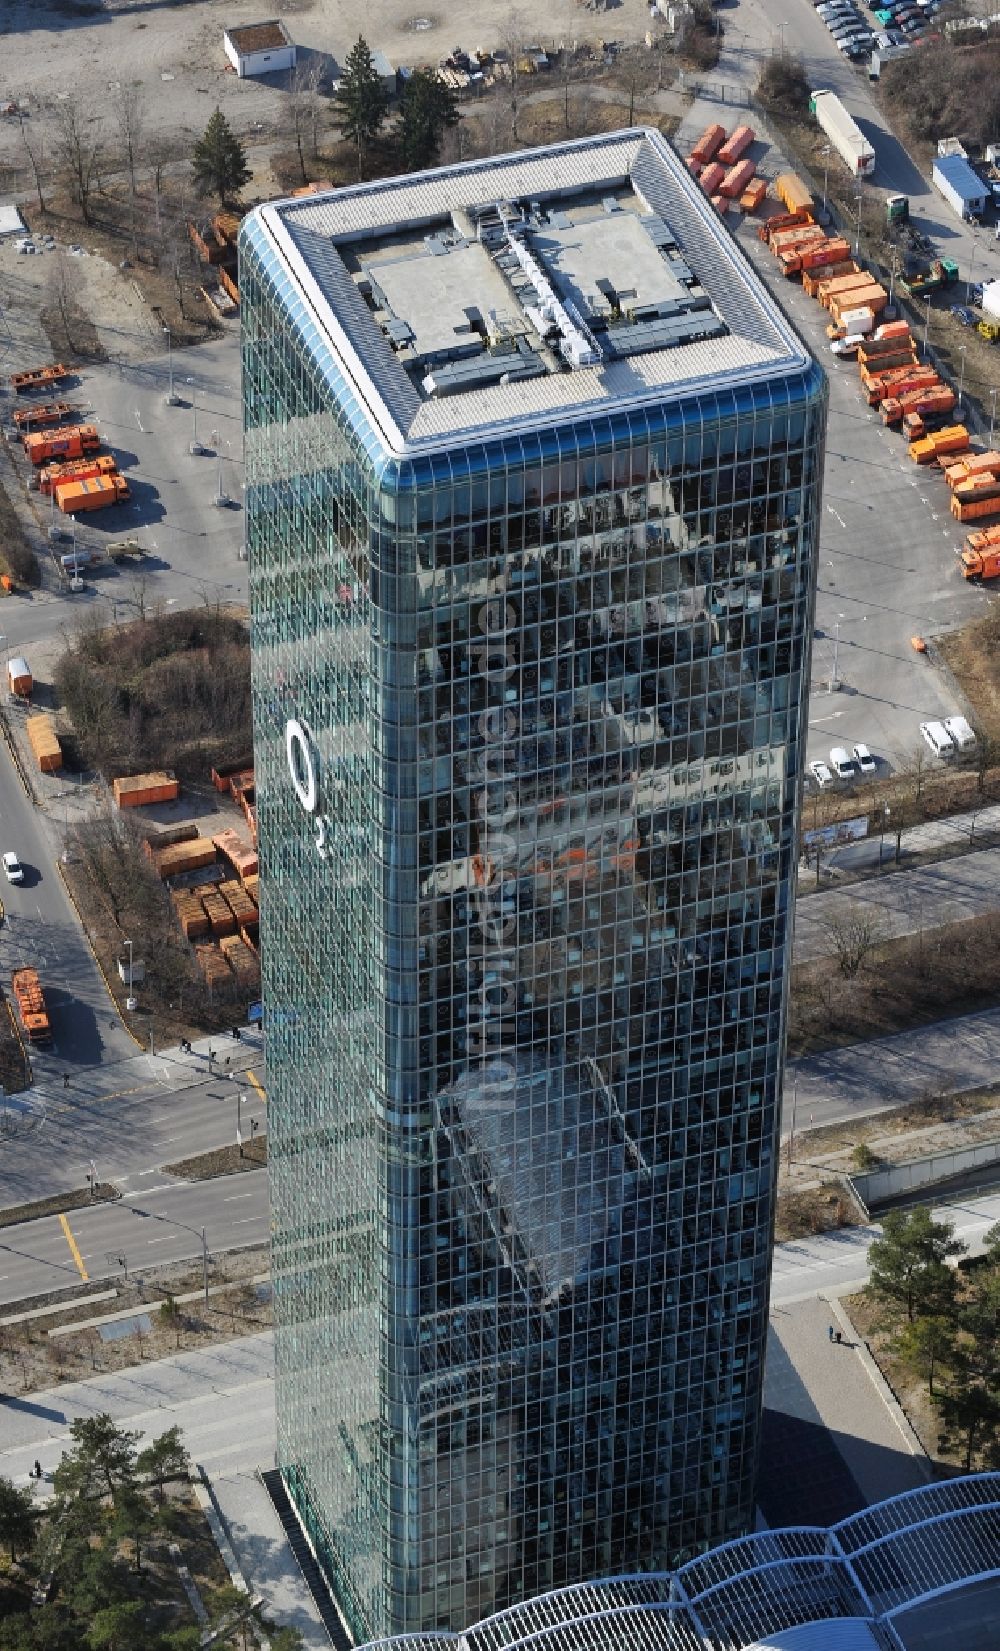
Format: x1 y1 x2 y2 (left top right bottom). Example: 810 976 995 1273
250 127 812 455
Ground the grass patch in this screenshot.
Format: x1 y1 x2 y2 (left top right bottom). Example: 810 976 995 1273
774 1182 855 1243
938 608 1000 748
164 1138 267 1179
0 453 39 586
0 1183 119 1229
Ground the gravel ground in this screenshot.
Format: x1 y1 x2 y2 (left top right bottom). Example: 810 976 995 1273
0 0 663 155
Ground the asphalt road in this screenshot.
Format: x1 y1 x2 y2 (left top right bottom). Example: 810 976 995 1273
0 738 138 1075
0 1039 267 1208
0 1169 269 1306
793 842 1000 962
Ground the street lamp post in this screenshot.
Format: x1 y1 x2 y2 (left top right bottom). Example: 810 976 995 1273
124 938 137 1011
238 1090 246 1157
879 804 890 872
829 618 842 692
958 343 968 411
821 146 832 218
923 295 932 358
163 325 180 407
190 389 206 457
888 252 899 313
214 435 231 509
786 1075 798 1168
966 231 979 306
853 190 864 257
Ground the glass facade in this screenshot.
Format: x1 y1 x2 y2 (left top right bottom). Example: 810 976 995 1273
241 187 827 1646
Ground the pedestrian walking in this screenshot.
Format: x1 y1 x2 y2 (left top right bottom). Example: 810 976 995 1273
33 1460 41 1480
63 1074 70 1090
835 1330 843 1345
828 1324 835 1343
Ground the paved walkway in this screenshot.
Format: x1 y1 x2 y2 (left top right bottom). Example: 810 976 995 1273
793 844 1000 964
816 802 1000 879
761 1295 928 1529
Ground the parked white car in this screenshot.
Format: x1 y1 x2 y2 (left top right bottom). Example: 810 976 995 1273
829 746 856 780
920 720 955 758
810 759 835 788
853 742 877 775
944 715 976 751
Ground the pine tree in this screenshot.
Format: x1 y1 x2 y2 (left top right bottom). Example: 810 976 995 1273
398 71 460 172
335 37 390 178
0 1476 40 1562
191 108 251 204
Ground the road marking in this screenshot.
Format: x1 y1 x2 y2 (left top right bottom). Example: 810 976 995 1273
246 1071 266 1104
121 1184 173 1197
145 1236 173 1245
224 1193 253 1202
59 1214 89 1282
232 1216 264 1226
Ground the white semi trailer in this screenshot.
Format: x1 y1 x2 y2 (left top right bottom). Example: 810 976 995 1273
809 89 875 178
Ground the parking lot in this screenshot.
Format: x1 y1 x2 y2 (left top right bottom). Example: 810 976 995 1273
4 333 247 638
738 213 988 776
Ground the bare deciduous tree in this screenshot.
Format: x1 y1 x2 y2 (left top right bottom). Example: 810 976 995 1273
287 62 323 181
45 251 81 355
18 113 46 215
52 99 102 225
824 907 890 978
112 84 145 252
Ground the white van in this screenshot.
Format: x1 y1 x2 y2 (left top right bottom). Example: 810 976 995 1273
944 715 976 751
920 720 955 758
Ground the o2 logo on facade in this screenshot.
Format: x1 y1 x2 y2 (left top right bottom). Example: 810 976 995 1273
285 718 332 859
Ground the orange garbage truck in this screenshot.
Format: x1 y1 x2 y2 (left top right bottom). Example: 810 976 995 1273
38 454 119 495
54 474 131 514
961 525 1000 579
11 967 51 1044
23 424 100 466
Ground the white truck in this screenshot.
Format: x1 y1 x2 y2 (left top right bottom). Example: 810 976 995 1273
809 89 875 178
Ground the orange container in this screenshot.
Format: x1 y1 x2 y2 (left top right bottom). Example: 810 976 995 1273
690 122 725 164
719 157 756 199
55 474 130 513
26 714 62 773
699 163 725 195
740 179 767 211
717 123 754 166
112 771 180 808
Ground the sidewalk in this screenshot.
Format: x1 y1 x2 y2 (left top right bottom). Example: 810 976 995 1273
761 1295 928 1529
208 1471 333 1651
799 801 1000 885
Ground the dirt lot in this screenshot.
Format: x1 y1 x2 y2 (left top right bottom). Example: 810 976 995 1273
0 0 669 159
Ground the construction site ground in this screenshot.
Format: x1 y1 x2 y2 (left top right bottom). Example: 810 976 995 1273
0 0 673 163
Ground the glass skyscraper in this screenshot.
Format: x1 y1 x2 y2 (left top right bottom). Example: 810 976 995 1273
240 128 826 1645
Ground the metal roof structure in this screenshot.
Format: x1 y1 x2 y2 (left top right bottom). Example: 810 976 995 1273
932 154 988 206
247 128 809 456
357 1475 1000 1651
